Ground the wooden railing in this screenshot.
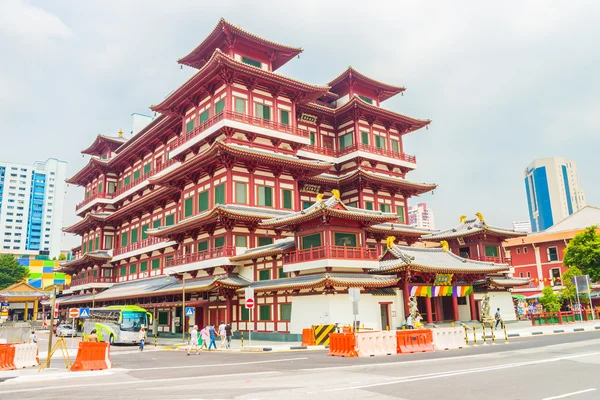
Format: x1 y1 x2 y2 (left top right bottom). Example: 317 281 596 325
283 245 379 264
468 256 512 265
68 276 115 288
76 192 109 210
301 142 416 163
168 110 310 153
166 246 237 268
113 236 166 256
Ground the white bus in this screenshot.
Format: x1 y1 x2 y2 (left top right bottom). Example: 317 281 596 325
83 305 152 345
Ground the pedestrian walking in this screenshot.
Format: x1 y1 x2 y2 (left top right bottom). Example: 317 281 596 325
218 321 226 348
187 325 199 356
225 322 233 349
494 308 503 330
405 314 414 329
139 326 147 351
29 330 37 344
200 325 209 350
208 325 217 350
88 329 99 342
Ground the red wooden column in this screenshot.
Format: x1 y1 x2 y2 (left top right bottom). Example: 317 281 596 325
402 277 410 317
434 297 442 322
469 292 477 321
452 296 460 322
424 295 433 324
225 294 232 323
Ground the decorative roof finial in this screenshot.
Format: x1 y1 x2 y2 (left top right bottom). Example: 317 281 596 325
386 236 396 249
459 215 467 223
440 240 449 252
331 189 340 200
118 129 123 137
475 212 484 221
316 193 324 202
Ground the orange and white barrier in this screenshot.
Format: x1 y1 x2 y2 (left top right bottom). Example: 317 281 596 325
396 329 435 353
432 327 466 350
328 333 357 357
70 342 111 371
355 331 396 357
0 344 16 370
13 344 39 368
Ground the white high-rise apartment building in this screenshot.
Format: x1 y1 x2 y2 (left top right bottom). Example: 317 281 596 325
408 202 435 230
0 158 67 258
524 157 586 232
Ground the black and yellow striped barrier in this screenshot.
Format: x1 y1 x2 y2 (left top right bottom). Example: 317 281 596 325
312 324 337 346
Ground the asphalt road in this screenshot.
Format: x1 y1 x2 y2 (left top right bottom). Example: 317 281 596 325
2 331 599 400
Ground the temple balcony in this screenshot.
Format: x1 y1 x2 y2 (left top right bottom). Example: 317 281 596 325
168 110 311 159
163 246 240 275
467 256 512 266
75 158 179 214
282 245 380 272
298 143 417 169
111 236 176 262
66 276 116 291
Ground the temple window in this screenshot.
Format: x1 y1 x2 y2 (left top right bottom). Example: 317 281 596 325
141 224 149 240
165 214 175 226
391 139 400 153
184 197 193 218
123 175 131 186
339 132 353 150
98 182 103 193
282 189 292 209
485 245 499 257
199 109 210 124
302 201 312 210
185 119 195 133
375 136 386 149
259 305 271 321
301 233 322 249
309 132 316 145
242 56 262 68
365 201 373 210
214 184 225 205
129 264 137 275
280 304 292 321
140 261 148 273
120 231 129 247
359 95 373 104
459 247 470 258
334 232 357 247
152 218 161 229
346 201 357 207
241 307 250 321
361 131 369 145
131 227 139 244
259 270 270 281
104 235 113 250
197 240 208 252
379 203 391 213
107 182 116 194
397 206 405 223
143 162 151 174
215 98 225 114
278 268 286 279
258 237 273 247
133 169 141 181
119 266 126 277
151 259 160 270
235 235 247 247
235 182 247 204
198 190 209 211
255 103 271 120
214 236 225 248
257 186 273 207
234 98 246 114
280 110 290 125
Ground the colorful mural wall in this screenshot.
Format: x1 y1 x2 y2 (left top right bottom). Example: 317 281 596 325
18 259 71 289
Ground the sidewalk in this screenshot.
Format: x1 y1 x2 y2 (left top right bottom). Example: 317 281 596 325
462 319 600 339
169 338 325 353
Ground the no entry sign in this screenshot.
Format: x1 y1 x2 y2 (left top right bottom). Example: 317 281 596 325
245 298 255 309
69 308 79 318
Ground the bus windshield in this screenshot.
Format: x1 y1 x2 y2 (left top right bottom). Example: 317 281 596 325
120 311 147 332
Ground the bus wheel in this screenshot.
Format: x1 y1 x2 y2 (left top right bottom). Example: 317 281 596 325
109 334 115 345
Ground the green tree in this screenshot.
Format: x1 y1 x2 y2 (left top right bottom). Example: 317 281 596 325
560 266 590 304
539 286 561 312
0 255 29 290
563 226 600 282
58 254 67 261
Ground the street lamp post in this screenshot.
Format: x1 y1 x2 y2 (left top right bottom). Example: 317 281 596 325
182 274 186 343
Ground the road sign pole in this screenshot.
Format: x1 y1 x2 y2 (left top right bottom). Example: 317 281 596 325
47 286 56 357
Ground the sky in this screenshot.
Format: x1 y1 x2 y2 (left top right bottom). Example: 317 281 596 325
1 0 599 250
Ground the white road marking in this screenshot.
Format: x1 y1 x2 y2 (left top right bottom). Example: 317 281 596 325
128 356 307 371
0 371 280 394
542 388 597 400
324 352 600 392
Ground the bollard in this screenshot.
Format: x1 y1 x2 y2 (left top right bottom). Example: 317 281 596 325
472 325 477 345
481 323 487 344
490 322 496 345
241 332 244 347
451 322 455 327
402 325 406 330
154 334 157 347
386 325 389 331
503 324 509 343
361 324 364 332
464 325 469 345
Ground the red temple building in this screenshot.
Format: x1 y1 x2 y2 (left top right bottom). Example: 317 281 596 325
59 19 520 337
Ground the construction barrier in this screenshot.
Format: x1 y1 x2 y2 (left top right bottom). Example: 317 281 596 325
432 327 466 351
312 324 337 346
0 344 16 370
355 331 396 357
13 343 39 368
301 328 315 346
396 329 434 354
328 333 357 357
70 342 111 371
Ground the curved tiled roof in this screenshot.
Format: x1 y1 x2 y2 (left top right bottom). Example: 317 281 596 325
229 238 295 262
260 195 397 230
60 251 112 271
474 276 531 288
81 134 128 156
244 272 399 292
63 213 111 234
366 223 435 238
421 215 526 241
328 66 406 101
373 245 509 275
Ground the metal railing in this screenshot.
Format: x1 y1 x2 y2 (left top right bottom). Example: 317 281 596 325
168 110 309 152
166 246 237 267
113 236 167 256
283 245 379 264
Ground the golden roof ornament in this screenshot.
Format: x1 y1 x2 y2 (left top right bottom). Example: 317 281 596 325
386 236 396 249
459 215 467 223
440 240 449 252
331 189 340 200
118 129 123 137
475 212 484 221
315 193 324 202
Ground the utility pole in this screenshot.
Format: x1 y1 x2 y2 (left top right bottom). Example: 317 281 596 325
92 288 96 308
47 286 57 356
182 274 186 343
